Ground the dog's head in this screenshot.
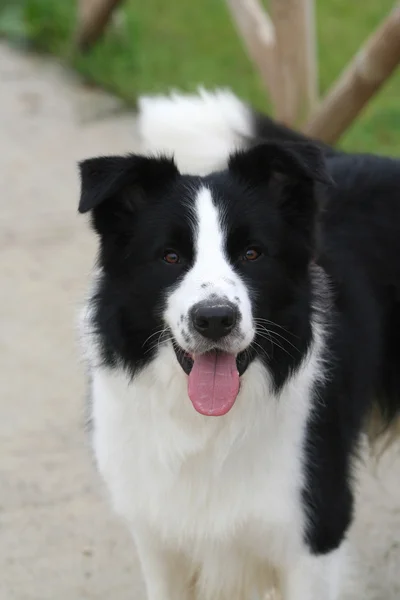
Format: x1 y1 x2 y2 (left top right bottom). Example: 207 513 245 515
79 142 329 415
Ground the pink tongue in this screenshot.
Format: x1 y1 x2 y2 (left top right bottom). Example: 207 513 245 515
188 352 240 416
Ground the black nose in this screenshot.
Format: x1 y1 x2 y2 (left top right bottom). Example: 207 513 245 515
191 301 238 341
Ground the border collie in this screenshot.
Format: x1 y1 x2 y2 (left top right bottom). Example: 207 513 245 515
79 89 400 600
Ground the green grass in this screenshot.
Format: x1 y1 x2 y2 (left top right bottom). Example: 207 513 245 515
1 0 400 154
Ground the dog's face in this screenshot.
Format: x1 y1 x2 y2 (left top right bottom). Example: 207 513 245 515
80 143 328 414
163 183 255 371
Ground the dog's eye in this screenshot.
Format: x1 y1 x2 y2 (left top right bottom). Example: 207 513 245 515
242 247 262 262
163 250 180 264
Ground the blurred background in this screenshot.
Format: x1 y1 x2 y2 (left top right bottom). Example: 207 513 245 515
1 0 400 153
0 1 400 599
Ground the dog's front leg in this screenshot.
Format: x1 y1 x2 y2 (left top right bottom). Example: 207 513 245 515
133 523 195 600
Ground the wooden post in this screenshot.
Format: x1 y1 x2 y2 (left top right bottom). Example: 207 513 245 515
304 4 400 144
75 0 124 52
297 0 318 115
225 0 279 108
270 0 318 126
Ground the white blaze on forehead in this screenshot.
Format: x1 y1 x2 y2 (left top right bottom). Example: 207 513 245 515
192 186 228 278
164 184 255 354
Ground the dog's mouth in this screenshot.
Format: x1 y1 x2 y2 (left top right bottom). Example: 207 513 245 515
173 342 250 417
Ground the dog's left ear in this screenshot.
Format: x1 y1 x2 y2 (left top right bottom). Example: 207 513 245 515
228 141 332 187
229 142 331 264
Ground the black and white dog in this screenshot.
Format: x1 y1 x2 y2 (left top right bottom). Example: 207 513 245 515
79 89 400 600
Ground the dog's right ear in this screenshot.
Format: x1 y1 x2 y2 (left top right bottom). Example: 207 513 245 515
78 153 179 215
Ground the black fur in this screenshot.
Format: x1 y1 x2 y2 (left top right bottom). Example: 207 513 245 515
79 124 400 558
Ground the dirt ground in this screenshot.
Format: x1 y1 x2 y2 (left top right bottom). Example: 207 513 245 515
0 42 399 599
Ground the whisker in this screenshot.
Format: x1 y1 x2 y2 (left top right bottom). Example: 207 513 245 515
145 336 174 356
250 340 270 360
254 328 296 360
143 325 173 356
253 318 299 339
255 323 300 354
263 329 299 353
256 338 294 360
142 327 167 348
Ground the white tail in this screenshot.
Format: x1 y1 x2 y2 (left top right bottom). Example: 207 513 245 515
137 88 252 174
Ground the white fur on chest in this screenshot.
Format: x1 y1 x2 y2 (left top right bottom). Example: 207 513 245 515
91 343 320 569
